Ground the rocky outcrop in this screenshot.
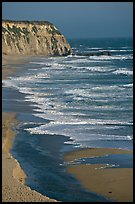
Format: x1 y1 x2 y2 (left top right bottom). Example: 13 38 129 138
74 51 111 57
2 20 72 56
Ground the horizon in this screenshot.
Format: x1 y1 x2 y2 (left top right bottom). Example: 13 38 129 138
2 2 133 39
2 19 133 40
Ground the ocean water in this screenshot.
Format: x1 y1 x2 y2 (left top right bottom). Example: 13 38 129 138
3 38 133 202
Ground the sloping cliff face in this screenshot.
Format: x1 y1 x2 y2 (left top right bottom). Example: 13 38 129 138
2 20 71 56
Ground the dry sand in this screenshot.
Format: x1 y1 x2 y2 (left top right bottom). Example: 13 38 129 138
2 54 28 80
64 148 133 202
2 54 133 202
2 112 58 202
2 54 58 202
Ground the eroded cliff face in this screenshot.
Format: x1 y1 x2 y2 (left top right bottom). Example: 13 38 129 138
2 20 72 56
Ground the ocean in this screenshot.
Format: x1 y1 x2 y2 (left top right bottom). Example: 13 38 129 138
2 37 133 202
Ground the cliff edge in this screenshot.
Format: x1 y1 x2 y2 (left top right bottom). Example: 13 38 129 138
2 20 71 56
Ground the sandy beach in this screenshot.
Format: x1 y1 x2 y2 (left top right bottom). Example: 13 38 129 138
2 54 28 80
2 54 133 202
64 148 133 202
2 54 58 202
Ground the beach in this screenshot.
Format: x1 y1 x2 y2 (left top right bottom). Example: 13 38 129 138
2 55 58 202
2 53 133 202
64 148 133 202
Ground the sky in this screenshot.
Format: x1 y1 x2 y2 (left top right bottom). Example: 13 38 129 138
2 2 133 39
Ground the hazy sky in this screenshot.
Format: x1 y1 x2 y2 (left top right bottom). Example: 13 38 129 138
2 2 133 39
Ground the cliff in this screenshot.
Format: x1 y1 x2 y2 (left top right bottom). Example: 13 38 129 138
2 20 72 56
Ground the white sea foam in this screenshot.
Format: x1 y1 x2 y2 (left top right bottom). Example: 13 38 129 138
122 83 133 88
28 68 38 71
91 85 123 91
95 164 120 170
25 122 132 143
113 69 133 76
2 79 18 88
3 48 132 151
86 48 132 52
89 54 133 61
23 122 44 125
64 58 89 64
76 66 114 73
127 135 133 140
6 73 49 84
30 61 47 65
86 47 102 50
100 49 132 52
25 117 132 134
64 86 127 99
119 49 132 52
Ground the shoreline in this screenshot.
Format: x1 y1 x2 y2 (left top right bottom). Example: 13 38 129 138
2 54 133 202
64 148 133 202
2 54 58 202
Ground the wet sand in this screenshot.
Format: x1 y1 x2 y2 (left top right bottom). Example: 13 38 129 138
2 54 133 202
2 54 58 202
64 148 133 202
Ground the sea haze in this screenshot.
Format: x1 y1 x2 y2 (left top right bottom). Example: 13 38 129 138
2 37 133 202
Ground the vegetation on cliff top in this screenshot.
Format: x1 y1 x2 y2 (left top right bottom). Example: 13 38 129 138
2 19 54 26
2 20 71 56
2 20 61 36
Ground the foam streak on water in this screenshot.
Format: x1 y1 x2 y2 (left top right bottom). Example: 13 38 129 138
3 38 133 150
